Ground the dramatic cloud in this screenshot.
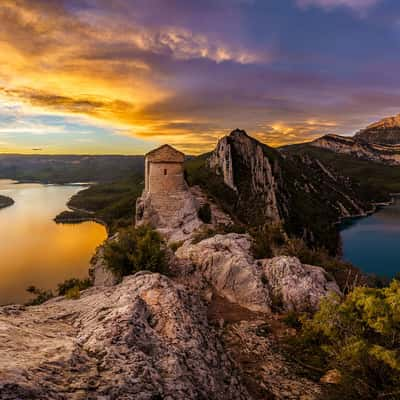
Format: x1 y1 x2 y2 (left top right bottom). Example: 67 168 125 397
0 0 398 153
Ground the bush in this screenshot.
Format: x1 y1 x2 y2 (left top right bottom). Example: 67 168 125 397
251 223 286 259
198 203 212 223
57 278 92 296
26 286 54 305
66 286 81 300
295 282 400 398
104 225 166 278
280 238 361 292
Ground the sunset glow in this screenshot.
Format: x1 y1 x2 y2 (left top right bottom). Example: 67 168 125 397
0 0 399 154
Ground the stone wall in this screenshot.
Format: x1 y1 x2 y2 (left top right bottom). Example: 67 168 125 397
148 162 186 194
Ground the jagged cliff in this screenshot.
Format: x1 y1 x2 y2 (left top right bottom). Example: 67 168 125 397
196 129 370 252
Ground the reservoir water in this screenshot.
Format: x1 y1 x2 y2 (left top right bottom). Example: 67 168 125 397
0 179 107 305
340 197 400 278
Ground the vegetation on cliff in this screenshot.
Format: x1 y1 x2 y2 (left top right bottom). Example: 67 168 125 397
185 132 371 255
282 144 400 198
287 280 400 399
104 225 166 279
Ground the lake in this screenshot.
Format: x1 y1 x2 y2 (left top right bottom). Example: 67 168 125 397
340 197 400 278
0 179 107 305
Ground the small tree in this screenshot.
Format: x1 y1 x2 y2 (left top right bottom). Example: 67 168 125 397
297 281 400 398
104 225 166 279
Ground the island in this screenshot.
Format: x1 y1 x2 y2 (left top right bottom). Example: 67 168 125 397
0 195 14 210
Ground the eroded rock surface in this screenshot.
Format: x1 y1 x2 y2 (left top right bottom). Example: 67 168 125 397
0 273 249 400
262 256 341 312
175 233 340 314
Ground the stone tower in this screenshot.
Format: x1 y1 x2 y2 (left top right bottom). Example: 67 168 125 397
144 144 186 194
136 144 201 240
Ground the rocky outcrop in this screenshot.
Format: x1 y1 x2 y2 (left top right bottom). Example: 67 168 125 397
311 134 400 165
88 243 118 287
208 129 280 223
175 233 340 314
262 257 341 312
136 189 202 242
176 233 272 313
0 272 249 400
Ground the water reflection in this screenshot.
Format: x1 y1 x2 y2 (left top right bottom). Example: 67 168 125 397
0 180 107 305
340 198 400 278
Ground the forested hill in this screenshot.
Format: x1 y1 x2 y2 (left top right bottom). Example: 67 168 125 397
0 155 145 184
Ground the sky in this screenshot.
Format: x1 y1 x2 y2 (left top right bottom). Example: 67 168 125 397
0 0 400 154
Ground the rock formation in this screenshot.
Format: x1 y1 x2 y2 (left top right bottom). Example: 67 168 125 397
355 113 400 145
175 233 340 314
312 134 400 165
206 129 370 252
0 273 249 400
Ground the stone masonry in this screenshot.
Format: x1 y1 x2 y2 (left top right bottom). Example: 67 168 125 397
136 144 202 240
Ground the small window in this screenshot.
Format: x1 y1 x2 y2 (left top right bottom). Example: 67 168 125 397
164 169 167 175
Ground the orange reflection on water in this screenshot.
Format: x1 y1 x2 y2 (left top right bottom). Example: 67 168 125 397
0 180 107 305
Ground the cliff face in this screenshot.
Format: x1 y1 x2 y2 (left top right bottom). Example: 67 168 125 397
208 129 280 224
355 114 400 145
205 129 370 252
312 134 400 165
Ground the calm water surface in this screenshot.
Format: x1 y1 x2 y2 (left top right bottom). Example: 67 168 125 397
340 197 400 278
0 179 107 305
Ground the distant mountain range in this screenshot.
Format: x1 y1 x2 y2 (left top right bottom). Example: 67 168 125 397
311 114 400 165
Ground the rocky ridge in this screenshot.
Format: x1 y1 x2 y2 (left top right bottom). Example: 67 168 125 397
312 134 400 165
204 129 370 252
311 114 400 165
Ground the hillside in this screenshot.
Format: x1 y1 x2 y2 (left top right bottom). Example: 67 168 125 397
282 143 400 196
186 129 373 254
310 113 400 165
0 155 144 184
355 113 400 145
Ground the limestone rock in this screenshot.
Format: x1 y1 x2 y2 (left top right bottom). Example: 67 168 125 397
0 273 249 399
175 233 340 314
262 256 341 312
176 233 272 313
136 189 202 242
89 243 119 287
208 129 280 222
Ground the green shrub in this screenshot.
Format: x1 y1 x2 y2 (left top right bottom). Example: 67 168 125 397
198 203 212 223
66 286 81 300
251 223 286 259
25 286 54 305
104 225 166 278
295 282 400 398
57 278 92 296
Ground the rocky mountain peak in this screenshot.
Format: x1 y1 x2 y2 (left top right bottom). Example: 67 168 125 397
365 113 400 130
354 113 400 146
229 128 249 139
